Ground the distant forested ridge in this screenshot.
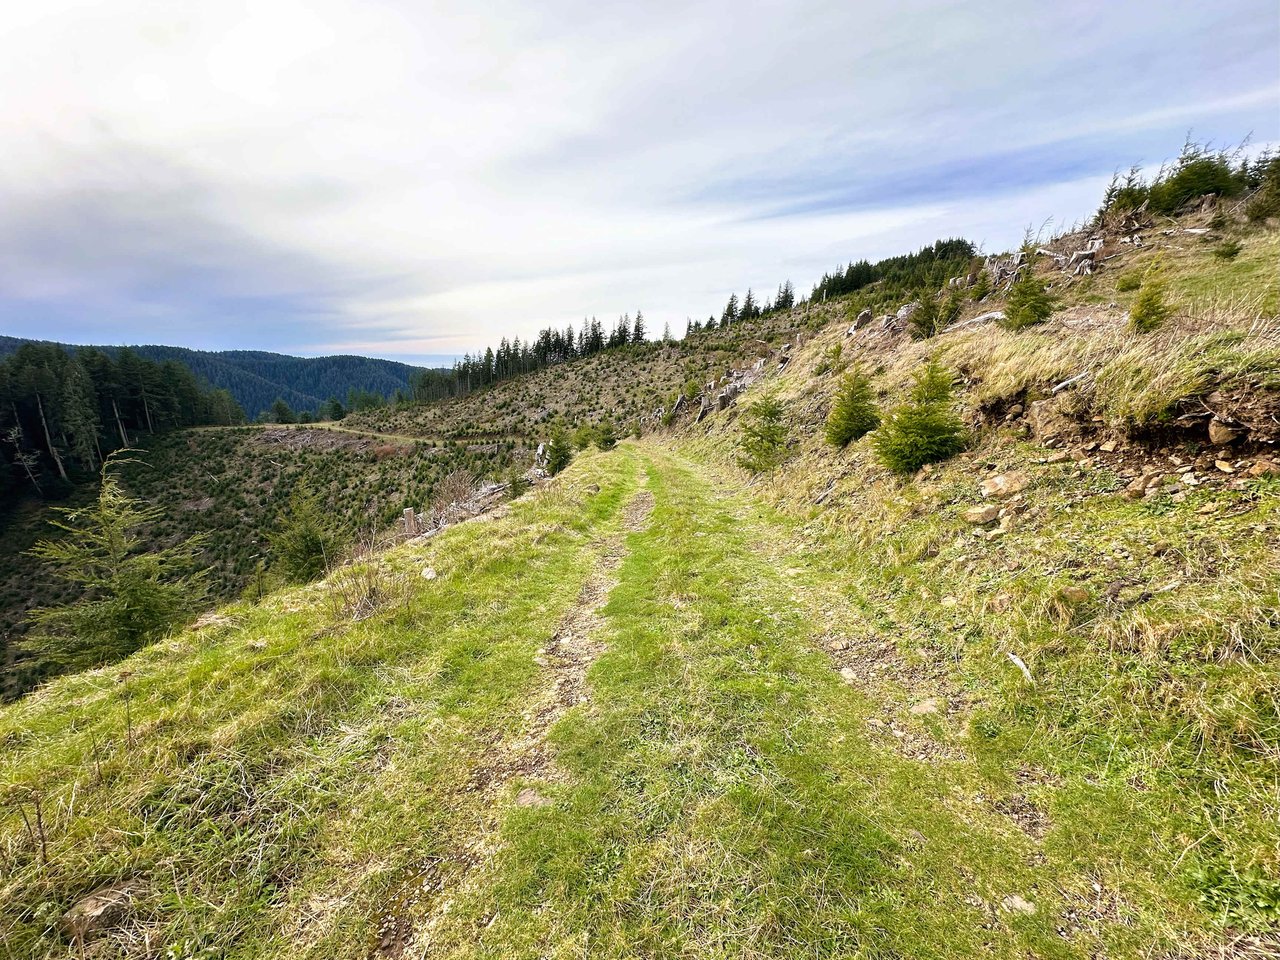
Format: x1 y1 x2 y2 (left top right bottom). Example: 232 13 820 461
0 337 431 417
0 342 244 501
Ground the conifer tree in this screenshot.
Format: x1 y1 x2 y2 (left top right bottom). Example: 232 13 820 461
737 392 789 473
1001 271 1056 330
270 481 341 583
545 430 573 475
873 359 967 474
596 420 617 450
26 456 207 669
632 311 646 343
824 365 880 447
721 293 739 327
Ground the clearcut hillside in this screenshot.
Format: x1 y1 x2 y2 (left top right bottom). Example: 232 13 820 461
2 149 1278 958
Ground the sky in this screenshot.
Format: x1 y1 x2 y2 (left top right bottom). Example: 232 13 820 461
1 1 1277 365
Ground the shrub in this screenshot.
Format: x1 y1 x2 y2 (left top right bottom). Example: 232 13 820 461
825 366 880 447
1001 271 1056 331
1212 239 1242 261
737 393 789 473
545 431 573 476
969 271 991 302
596 420 617 451
907 295 940 340
1129 277 1172 333
873 360 967 475
1115 271 1142 293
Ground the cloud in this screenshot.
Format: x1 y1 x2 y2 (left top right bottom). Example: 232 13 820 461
0 0 1276 362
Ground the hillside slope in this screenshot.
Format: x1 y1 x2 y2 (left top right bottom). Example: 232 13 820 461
2 437 1276 957
3 174 1278 956
0 337 429 417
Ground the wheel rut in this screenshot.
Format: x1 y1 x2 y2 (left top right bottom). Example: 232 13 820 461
370 485 655 957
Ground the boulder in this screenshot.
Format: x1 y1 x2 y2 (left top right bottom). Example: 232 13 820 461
1247 459 1279 477
980 471 1029 499
1124 470 1163 500
964 505 1000 524
61 883 142 943
909 697 946 716
1208 418 1242 445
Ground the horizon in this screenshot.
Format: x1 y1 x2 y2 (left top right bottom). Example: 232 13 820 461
1 1 1277 365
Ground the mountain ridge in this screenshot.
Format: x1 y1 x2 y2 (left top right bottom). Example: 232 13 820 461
0 336 436 417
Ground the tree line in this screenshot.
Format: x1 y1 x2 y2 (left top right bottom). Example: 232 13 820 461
808 239 976 305
0 343 244 499
406 313 656 403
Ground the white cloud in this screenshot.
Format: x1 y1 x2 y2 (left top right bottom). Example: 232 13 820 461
0 0 1276 359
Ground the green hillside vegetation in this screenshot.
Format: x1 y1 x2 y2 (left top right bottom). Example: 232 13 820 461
2 143 1278 957
0 338 429 419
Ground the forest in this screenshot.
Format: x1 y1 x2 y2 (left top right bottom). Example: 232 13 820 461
0 343 244 501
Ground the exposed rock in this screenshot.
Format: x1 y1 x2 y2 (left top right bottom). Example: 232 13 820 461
1059 586 1090 604
1248 459 1280 477
61 883 143 943
1026 399 1076 442
421 566 438 580
515 787 552 808
909 697 946 716
964 505 1000 524
1124 470 1163 500
980 471 1029 499
1208 418 1242 445
839 667 858 684
1002 894 1037 915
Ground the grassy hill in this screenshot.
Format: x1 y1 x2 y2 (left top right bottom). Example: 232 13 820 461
2 162 1278 956
0 338 432 417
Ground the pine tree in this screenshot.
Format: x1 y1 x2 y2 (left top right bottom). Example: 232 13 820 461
25 457 207 669
632 311 646 343
1001 271 1056 331
873 359 967 474
270 481 342 583
60 358 101 470
596 420 617 450
269 398 296 423
1130 272 1172 332
721 293 739 327
737 393 789 473
545 430 574 475
740 289 757 321
825 366 880 447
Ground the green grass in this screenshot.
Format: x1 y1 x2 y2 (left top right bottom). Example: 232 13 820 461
0 448 643 956
3 437 1276 956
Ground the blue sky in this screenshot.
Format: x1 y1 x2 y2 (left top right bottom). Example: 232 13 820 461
0 0 1276 364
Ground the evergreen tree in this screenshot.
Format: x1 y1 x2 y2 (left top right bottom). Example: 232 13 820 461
737 393 789 473
269 397 297 423
60 358 101 470
873 359 967 474
1001 271 1057 331
721 293 739 327
632 311 646 343
25 457 207 669
740 289 758 321
270 481 341 583
596 420 617 450
825 366 881 447
545 430 573 476
1130 269 1173 333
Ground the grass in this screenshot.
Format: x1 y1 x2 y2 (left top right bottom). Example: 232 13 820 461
6 437 1275 956
0 448 644 956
